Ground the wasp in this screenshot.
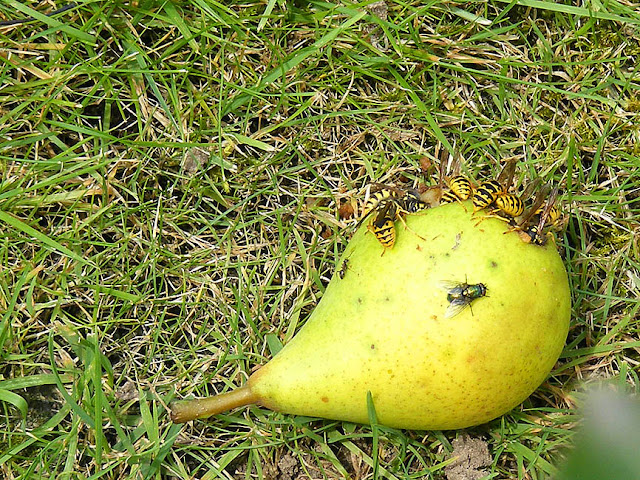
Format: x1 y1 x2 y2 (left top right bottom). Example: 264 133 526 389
440 189 460 204
440 279 488 318
510 184 561 246
367 199 397 253
523 186 561 246
492 177 541 222
448 175 474 201
493 192 525 218
437 150 474 205
362 184 427 216
533 200 561 229
391 190 429 242
472 179 502 211
358 185 427 253
440 176 474 206
362 187 397 218
472 159 516 212
398 188 426 214
490 172 541 220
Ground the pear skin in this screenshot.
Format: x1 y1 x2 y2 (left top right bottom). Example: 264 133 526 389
171 201 570 429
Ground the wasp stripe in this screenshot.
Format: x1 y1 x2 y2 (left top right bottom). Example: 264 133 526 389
448 176 473 200
495 193 524 217
363 189 396 217
472 180 502 211
440 190 459 205
373 220 396 248
399 190 424 213
534 205 561 227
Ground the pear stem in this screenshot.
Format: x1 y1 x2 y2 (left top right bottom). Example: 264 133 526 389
170 385 259 423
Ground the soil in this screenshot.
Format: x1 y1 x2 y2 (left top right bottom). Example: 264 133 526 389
444 434 491 480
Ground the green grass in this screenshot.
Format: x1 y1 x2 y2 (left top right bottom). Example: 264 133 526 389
1 1 640 478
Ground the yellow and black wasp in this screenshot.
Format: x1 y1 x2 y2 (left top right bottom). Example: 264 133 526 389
440 279 488 318
515 185 561 246
438 151 474 206
485 178 547 226
362 185 398 218
368 199 398 254
472 159 517 212
363 184 427 216
532 190 561 231
493 190 525 219
359 184 427 253
399 188 426 214
449 176 474 201
387 189 429 243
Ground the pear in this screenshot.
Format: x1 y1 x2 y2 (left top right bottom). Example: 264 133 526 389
171 201 570 429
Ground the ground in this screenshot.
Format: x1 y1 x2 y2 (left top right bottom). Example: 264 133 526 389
1 1 640 479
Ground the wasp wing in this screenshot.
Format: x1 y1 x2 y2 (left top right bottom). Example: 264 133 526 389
372 200 396 226
534 185 559 233
518 182 550 228
520 177 542 203
497 158 516 190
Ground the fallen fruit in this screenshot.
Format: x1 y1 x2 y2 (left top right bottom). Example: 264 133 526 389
171 201 570 429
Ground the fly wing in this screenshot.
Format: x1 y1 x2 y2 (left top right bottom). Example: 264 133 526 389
444 299 469 318
439 280 463 292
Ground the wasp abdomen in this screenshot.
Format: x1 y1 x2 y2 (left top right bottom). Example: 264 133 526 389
448 176 473 200
472 180 502 211
534 204 561 228
440 190 459 205
495 193 524 217
370 218 396 249
363 189 396 217
368 200 398 251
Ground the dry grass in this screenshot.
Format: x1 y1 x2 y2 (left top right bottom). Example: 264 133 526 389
1 1 640 479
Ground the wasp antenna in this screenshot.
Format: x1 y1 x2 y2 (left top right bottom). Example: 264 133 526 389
436 145 448 188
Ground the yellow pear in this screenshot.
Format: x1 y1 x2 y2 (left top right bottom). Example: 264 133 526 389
171 201 570 429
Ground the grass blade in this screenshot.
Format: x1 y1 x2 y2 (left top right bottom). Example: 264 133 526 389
0 211 93 267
